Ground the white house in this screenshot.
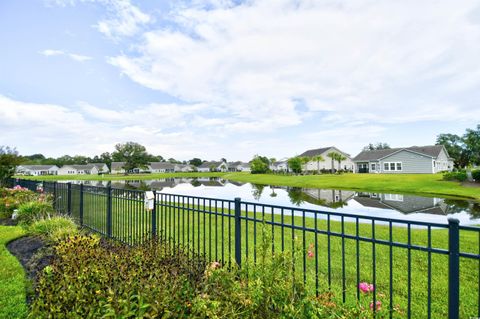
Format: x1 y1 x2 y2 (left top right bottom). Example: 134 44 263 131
353 145 454 174
111 162 150 174
174 164 194 172
300 146 354 172
91 163 109 174
148 162 175 173
271 158 289 172
58 164 99 175
16 165 59 176
197 160 228 172
227 161 251 172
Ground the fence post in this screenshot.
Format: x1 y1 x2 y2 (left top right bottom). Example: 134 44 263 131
234 197 242 267
79 184 84 226
67 182 72 215
107 186 112 238
53 182 57 211
448 218 460 319
152 190 157 238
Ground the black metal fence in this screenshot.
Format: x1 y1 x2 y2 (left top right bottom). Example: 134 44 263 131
11 178 480 318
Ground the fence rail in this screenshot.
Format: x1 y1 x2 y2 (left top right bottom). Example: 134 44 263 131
11 178 480 318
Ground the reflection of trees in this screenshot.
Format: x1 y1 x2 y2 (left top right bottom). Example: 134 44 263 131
191 179 201 187
251 184 265 200
444 199 470 214
470 202 480 219
270 186 277 197
287 188 305 206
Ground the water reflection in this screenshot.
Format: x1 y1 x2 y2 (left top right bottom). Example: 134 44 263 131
58 178 480 224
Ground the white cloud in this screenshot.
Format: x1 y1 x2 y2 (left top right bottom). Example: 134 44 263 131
109 0 480 130
39 49 93 62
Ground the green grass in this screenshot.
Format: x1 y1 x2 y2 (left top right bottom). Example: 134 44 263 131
0 226 27 319
18 171 480 200
223 172 480 200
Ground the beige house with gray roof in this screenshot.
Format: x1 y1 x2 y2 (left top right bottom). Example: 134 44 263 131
299 146 354 172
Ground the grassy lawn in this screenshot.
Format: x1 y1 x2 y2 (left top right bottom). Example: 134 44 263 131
0 226 27 319
223 172 480 200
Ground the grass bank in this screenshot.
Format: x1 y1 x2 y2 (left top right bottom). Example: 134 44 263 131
223 172 480 200
0 226 27 319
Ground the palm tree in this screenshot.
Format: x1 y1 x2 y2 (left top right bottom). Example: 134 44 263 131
336 154 347 172
312 155 324 174
327 152 338 174
300 156 310 173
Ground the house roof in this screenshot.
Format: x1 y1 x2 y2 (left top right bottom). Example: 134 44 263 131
90 163 108 170
353 145 445 162
299 147 334 157
65 164 97 170
111 162 125 170
149 162 175 169
18 165 58 170
198 161 224 168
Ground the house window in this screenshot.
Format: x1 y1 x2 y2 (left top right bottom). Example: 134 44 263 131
371 163 376 171
383 162 403 172
384 194 404 201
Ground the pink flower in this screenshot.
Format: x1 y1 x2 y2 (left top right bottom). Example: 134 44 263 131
307 250 314 258
370 301 381 311
359 282 375 293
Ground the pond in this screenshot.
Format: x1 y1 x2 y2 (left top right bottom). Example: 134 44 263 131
58 177 480 225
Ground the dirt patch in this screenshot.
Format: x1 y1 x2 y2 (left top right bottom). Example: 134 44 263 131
7 235 54 304
461 181 480 188
0 218 18 226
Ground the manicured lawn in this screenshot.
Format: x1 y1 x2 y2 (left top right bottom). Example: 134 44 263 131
0 226 27 319
223 172 480 200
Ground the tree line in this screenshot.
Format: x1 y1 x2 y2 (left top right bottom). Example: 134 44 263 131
436 124 480 168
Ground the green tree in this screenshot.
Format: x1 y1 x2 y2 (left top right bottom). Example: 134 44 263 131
335 154 347 171
363 142 391 151
326 152 338 173
251 155 270 174
189 158 203 167
464 124 480 166
436 133 469 168
311 155 324 174
111 142 150 174
0 146 22 186
287 157 303 174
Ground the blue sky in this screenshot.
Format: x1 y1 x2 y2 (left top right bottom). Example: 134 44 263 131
1 0 479 161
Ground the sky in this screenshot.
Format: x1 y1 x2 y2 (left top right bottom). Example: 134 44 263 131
1 0 479 161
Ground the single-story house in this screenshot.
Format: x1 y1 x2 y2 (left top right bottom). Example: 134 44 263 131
91 163 110 174
58 164 99 175
197 161 228 172
353 145 454 174
16 165 59 176
149 162 175 173
110 162 150 174
228 161 251 172
271 158 289 172
300 146 354 172
174 164 194 172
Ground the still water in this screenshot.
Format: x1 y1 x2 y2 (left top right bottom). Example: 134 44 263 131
60 177 480 225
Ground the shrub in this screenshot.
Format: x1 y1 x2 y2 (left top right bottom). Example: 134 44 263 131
442 170 467 182
0 186 38 217
29 216 79 242
16 201 54 225
472 170 480 182
29 235 206 318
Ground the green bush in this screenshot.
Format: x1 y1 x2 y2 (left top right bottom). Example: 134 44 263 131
442 170 467 182
0 186 39 217
28 216 79 242
16 201 54 225
472 170 480 182
29 235 206 318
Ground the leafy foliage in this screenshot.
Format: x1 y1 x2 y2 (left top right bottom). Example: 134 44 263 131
437 124 480 168
30 236 206 318
28 216 79 242
16 200 54 225
0 187 41 217
442 170 467 182
251 155 270 174
472 169 480 182
0 146 22 187
362 142 391 151
287 157 304 174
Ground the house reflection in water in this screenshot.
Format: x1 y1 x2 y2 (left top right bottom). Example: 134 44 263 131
353 192 448 215
286 188 355 208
